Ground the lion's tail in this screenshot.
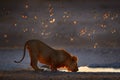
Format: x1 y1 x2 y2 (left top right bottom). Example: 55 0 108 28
14 41 27 63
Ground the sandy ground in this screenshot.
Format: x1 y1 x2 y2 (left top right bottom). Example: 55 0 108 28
0 70 120 80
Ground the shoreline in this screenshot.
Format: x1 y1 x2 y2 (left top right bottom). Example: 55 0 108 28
0 70 120 80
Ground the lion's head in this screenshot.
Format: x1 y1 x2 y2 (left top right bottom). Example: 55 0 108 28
67 56 78 72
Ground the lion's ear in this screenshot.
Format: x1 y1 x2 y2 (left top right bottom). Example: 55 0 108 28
72 56 78 61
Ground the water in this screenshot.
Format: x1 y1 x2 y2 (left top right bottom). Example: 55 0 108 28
0 48 120 72
78 66 120 72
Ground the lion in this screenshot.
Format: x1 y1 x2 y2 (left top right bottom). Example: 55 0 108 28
14 39 78 72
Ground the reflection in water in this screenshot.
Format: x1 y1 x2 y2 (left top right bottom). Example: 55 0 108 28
78 66 120 72
59 66 120 72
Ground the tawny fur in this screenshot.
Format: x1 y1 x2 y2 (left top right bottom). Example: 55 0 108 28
14 40 78 72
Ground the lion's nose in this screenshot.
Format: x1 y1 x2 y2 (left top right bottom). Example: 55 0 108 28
72 68 78 72
76 68 78 72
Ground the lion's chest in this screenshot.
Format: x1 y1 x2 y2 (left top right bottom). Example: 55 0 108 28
39 57 49 64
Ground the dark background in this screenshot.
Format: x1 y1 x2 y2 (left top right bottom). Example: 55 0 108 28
0 0 120 48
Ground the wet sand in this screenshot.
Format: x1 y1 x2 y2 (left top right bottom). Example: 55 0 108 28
0 70 120 80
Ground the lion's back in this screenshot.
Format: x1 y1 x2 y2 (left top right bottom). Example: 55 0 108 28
26 39 56 57
26 40 51 50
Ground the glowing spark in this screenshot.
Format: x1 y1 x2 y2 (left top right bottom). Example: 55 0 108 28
55 33 58 37
79 28 87 36
111 17 114 20
49 7 53 13
14 23 17 27
50 13 54 17
41 21 45 25
115 14 118 18
73 21 77 24
88 33 91 37
44 24 48 28
34 16 38 20
92 30 96 34
100 24 107 28
64 11 69 14
63 15 65 18
23 28 28 32
111 14 118 20
4 34 8 38
94 43 98 48
31 28 34 32
48 3 54 17
25 4 29 8
70 37 74 41
111 29 116 34
49 18 55 23
66 15 69 18
49 8 54 17
41 32 44 35
22 15 28 19
62 11 70 20
62 15 69 18
103 12 110 20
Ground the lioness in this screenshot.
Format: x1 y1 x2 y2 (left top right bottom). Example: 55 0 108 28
14 40 78 72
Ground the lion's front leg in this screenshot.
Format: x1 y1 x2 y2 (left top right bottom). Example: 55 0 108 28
31 58 43 71
29 53 43 71
50 64 57 71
